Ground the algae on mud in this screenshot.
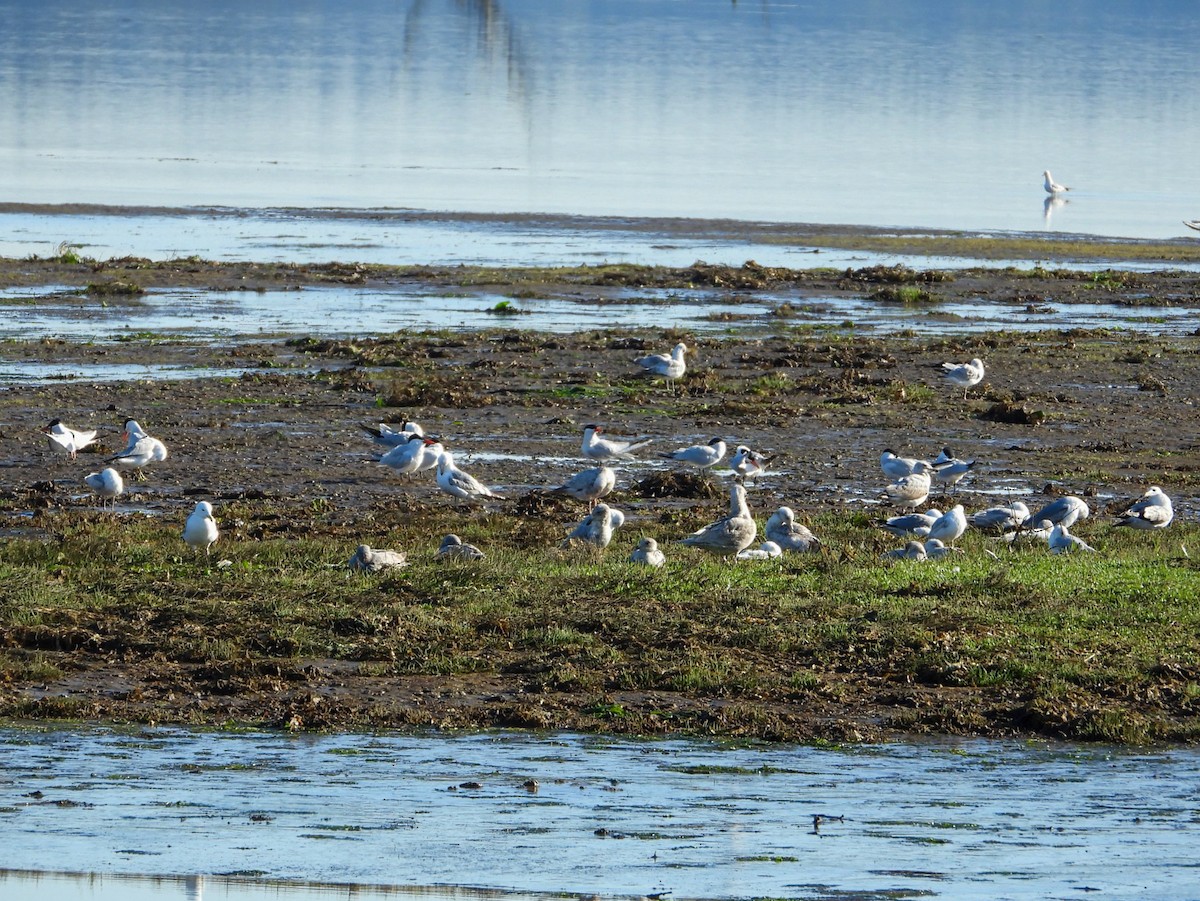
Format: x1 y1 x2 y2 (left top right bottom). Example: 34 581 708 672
1 257 1200 745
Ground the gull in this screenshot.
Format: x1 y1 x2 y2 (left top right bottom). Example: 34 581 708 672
1114 486 1174 530
730 445 775 483
680 483 758 558
1185 220 1200 232
635 341 688 388
182 501 219 557
42 419 98 460
938 358 985 399
926 505 968 546
998 519 1054 545
1027 495 1090 529
348 543 408 573
662 437 726 471
1049 523 1095 554
923 538 961 560
563 503 624 549
765 506 821 552
83 467 124 511
885 540 927 561
582 425 653 462
1043 170 1070 195
547 465 616 508
436 450 500 502
880 449 928 480
970 501 1030 532
629 537 666 567
883 461 933 510
362 420 423 449
380 436 443 477
931 447 977 491
437 534 486 560
737 540 783 560
107 419 168 476
881 508 942 538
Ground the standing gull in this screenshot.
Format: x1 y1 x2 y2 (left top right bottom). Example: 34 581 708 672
84 467 124 511
182 501 219 557
926 505 968 546
635 341 688 388
107 419 168 477
435 450 500 502
547 465 616 508
938 358 986 399
883 461 934 510
680 483 758 558
563 503 624 549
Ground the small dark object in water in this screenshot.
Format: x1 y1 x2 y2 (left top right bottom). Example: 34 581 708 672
811 813 846 834
977 401 1046 425
459 781 483 790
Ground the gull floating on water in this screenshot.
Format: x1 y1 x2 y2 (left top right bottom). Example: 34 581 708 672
970 501 1030 532
1114 486 1173 530
882 508 942 538
883 461 934 510
629 536 666 567
765 506 821 552
662 437 726 470
349 543 408 573
938 358 986 399
436 450 500 502
437 533 486 560
108 419 168 476
880 449 929 480
84 467 124 511
42 419 97 460
581 424 653 462
635 342 688 388
730 445 774 483
182 501 219 557
563 502 624 548
1049 523 1095 554
926 504 968 546
680 483 757 558
1043 170 1070 195
547 465 616 507
362 420 423 449
1027 495 1090 529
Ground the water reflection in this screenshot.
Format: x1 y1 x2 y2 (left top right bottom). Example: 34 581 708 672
1042 194 1068 229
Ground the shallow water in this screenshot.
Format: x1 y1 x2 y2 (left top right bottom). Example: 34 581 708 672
2 1 1199 238
2 726 1199 900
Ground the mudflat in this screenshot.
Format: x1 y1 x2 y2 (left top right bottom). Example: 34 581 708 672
1 255 1199 744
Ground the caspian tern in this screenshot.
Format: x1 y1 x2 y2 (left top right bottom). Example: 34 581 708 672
581 425 653 462
42 419 98 460
729 445 774 483
380 436 443 476
362 421 424 449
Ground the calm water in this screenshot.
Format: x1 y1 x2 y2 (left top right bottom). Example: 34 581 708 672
3 726 1200 900
1 0 1199 241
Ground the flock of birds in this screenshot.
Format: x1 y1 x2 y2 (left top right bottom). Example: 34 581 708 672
38 329 1178 571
